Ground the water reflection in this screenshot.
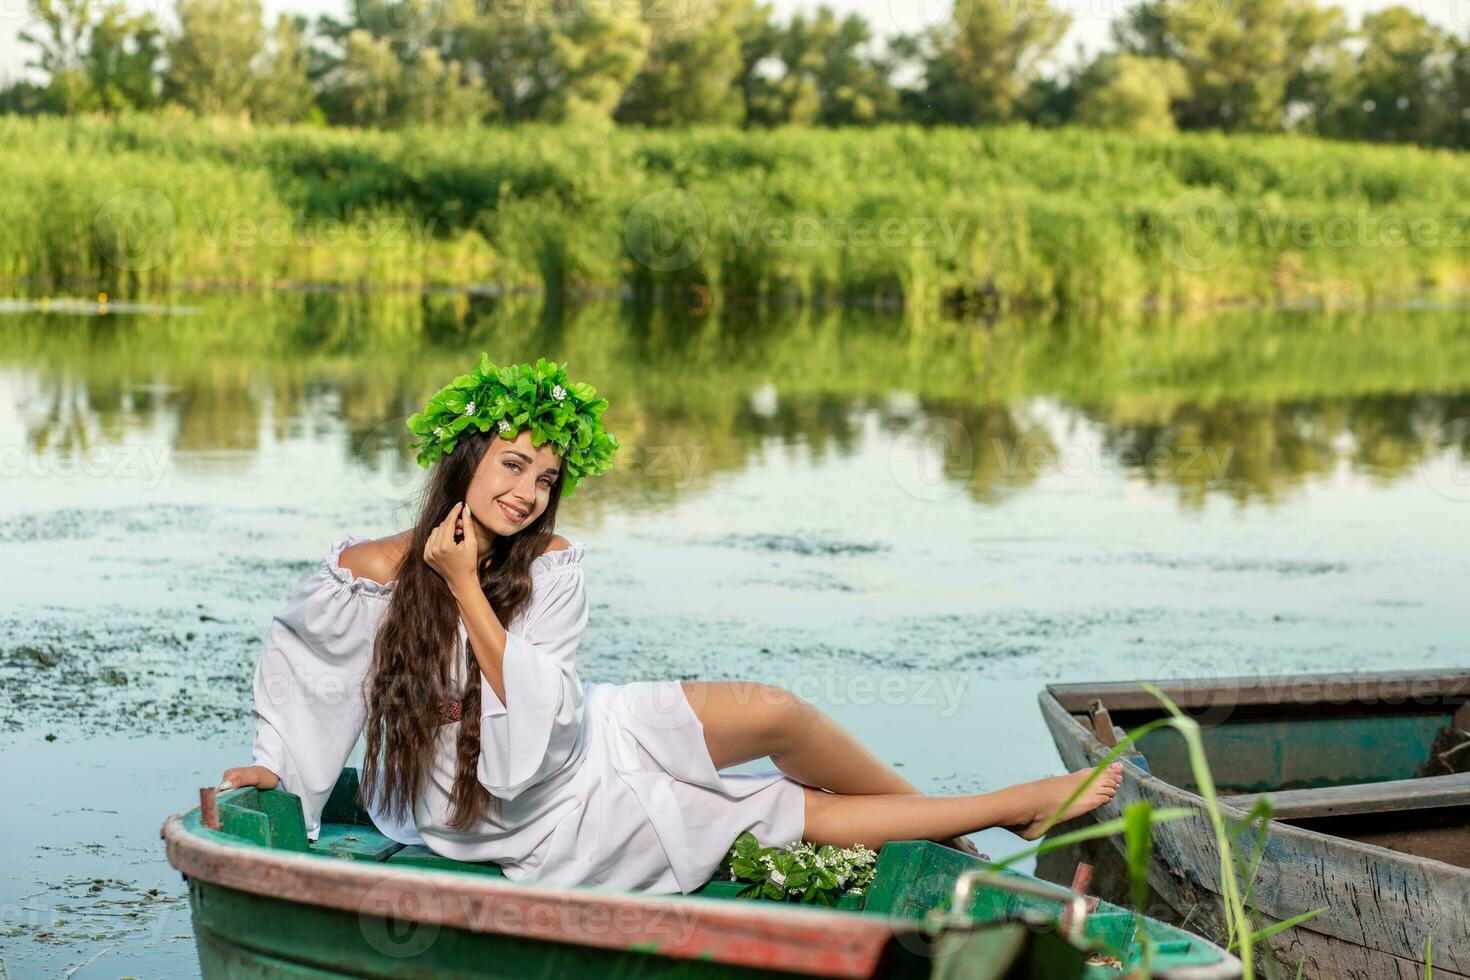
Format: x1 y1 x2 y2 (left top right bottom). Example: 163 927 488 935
2 291 1468 509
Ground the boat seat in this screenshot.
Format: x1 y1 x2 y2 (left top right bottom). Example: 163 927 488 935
387 845 504 876
310 824 404 862
1222 771 1470 820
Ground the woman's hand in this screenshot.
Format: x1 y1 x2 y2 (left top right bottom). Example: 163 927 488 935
218 764 279 792
424 501 480 591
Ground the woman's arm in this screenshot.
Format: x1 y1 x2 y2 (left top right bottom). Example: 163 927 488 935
423 501 508 703
218 764 278 791
454 583 508 705
422 501 591 801
218 537 383 838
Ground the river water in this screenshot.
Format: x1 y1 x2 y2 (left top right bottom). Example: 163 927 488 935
1 291 1467 977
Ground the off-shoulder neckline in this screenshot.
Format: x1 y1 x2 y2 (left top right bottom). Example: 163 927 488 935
323 534 585 597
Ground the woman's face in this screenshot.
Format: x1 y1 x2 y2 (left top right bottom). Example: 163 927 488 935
465 430 562 537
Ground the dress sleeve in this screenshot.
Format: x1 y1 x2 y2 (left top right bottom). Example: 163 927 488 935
477 560 590 802
249 536 388 841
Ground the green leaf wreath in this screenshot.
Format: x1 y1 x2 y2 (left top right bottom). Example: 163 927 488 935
718 831 879 907
405 355 619 496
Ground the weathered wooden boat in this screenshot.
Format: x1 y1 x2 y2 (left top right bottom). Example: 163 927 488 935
1041 670 1470 980
160 767 1239 978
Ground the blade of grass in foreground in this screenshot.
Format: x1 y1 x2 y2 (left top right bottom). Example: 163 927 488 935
1015 682 1336 979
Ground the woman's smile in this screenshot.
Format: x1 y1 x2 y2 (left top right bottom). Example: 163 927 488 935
497 499 529 522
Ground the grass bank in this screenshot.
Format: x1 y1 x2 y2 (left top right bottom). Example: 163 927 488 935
6 115 1470 311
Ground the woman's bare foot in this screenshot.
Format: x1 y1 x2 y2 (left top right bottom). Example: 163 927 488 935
939 835 982 857
1007 763 1124 841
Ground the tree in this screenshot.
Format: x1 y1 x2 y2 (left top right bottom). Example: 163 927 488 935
317 27 491 127
738 5 899 126
739 4 820 126
617 0 753 126
20 0 92 111
0 79 51 114
165 0 268 115
918 0 1072 124
321 29 400 125
20 0 162 111
1115 0 1344 131
443 0 647 124
397 47 492 126
1444 38 1470 148
253 15 314 122
164 0 321 120
1073 53 1188 133
1312 7 1450 144
803 7 900 125
83 2 163 109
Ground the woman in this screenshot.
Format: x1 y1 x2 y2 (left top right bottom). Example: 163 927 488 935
219 356 1122 894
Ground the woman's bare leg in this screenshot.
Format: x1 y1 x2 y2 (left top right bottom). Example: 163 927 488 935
801 766 1125 850
682 680 1037 855
680 680 922 794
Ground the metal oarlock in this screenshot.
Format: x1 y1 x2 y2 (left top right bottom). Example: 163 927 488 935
1060 862 1098 935
937 868 1091 943
1070 862 1094 896
199 786 221 830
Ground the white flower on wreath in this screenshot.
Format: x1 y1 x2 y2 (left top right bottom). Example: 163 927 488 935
551 384 566 401
433 426 443 439
497 419 512 433
463 402 476 416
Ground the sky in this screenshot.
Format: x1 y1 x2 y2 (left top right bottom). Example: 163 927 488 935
3 0 1469 88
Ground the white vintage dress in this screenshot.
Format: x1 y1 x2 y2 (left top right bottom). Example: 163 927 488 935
249 535 807 893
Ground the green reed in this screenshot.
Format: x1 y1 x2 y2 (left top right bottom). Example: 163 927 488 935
990 682 1345 979
7 115 1470 311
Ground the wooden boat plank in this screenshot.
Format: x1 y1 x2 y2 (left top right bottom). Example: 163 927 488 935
1048 669 1470 713
1270 920 1470 980
1126 712 1450 792
1039 690 1470 977
217 802 272 847
163 808 899 978
191 876 854 980
311 824 405 862
387 844 506 876
257 788 311 853
1223 772 1470 820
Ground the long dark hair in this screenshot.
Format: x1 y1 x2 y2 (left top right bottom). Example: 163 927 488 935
360 429 569 830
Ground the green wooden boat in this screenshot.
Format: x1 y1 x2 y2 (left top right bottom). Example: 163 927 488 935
160 768 1238 979
1041 670 1470 980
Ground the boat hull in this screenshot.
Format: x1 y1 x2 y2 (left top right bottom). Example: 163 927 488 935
1040 676 1470 980
187 875 842 979
162 768 1240 979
